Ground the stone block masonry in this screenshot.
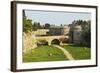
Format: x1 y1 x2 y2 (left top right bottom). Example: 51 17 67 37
23 32 37 53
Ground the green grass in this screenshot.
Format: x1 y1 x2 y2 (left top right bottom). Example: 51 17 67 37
62 44 91 60
23 46 67 62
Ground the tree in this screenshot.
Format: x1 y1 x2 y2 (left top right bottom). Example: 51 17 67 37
81 20 91 47
32 22 41 30
23 10 32 32
60 24 63 26
44 23 50 29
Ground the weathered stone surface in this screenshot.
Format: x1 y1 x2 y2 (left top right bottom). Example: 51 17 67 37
23 32 37 53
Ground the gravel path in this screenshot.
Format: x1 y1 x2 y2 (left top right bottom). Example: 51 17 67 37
53 45 74 60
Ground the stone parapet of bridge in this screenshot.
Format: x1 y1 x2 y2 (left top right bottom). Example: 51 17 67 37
33 35 68 46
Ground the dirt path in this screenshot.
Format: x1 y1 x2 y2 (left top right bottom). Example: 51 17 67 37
53 45 74 60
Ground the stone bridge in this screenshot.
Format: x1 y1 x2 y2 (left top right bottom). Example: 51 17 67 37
23 33 69 53
32 35 68 47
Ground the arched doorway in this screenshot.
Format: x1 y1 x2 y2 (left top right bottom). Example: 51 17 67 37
51 39 60 45
37 40 48 46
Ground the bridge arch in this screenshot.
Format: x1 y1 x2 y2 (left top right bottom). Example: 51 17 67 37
37 40 48 46
51 39 60 45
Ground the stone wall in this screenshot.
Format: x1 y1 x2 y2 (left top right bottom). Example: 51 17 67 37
73 25 82 44
34 29 49 36
23 32 37 53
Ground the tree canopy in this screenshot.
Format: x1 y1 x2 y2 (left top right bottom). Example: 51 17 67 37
23 10 32 33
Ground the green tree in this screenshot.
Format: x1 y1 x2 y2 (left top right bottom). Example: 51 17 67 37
23 10 32 32
32 22 41 31
44 23 50 29
81 20 91 47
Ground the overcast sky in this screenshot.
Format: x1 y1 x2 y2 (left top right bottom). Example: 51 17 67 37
24 10 91 25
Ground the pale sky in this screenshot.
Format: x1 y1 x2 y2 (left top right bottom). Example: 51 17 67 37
24 10 91 25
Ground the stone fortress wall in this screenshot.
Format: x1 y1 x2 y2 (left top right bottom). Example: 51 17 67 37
23 25 82 53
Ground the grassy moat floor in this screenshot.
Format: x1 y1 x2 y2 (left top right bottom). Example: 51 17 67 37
23 44 91 62
62 44 91 60
23 46 67 62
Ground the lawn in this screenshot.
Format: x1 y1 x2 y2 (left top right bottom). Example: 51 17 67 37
62 44 91 60
23 46 67 62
